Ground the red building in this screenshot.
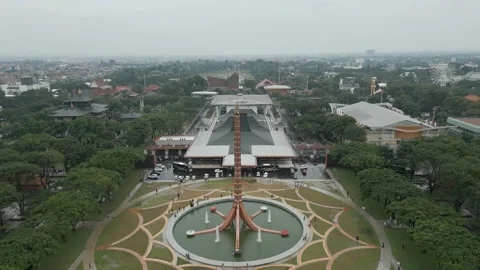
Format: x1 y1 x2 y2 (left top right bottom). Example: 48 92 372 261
206 73 239 91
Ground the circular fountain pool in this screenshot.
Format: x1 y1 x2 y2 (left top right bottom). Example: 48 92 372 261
165 197 308 267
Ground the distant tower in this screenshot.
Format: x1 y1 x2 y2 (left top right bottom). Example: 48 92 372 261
140 97 144 112
370 77 376 95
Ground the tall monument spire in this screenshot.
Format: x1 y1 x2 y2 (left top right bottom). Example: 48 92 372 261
192 103 287 255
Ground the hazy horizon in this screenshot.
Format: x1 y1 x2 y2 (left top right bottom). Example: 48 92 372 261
2 0 479 57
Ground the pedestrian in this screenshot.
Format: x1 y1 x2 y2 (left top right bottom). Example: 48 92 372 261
155 188 158 194
169 183 172 188
402 244 405 249
381 242 384 248
89 262 92 268
356 235 359 241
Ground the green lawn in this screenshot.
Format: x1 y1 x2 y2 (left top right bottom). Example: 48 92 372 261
284 199 309 212
95 249 142 270
99 169 144 218
145 217 166 237
302 242 327 261
312 218 333 236
132 182 173 199
116 229 149 256
268 189 303 200
299 187 345 207
297 260 328 270
331 248 380 270
338 209 379 246
330 168 388 219
327 228 358 255
38 228 92 270
139 205 168 224
75 263 83 270
283 257 298 265
177 257 190 265
385 229 435 270
310 204 341 221
148 243 173 262
97 210 139 247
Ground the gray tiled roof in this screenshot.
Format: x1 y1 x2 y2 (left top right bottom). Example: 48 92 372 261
119 112 143 119
339 102 427 127
185 110 295 158
52 103 108 118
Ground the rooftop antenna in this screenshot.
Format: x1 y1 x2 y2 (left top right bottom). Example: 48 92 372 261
370 77 376 95
143 74 147 90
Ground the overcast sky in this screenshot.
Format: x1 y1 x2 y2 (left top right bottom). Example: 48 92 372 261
2 0 479 57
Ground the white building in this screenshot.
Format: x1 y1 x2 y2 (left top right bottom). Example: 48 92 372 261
330 102 451 148
1 81 50 95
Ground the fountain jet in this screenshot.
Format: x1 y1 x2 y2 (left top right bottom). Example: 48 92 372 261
267 210 272 223
257 228 262 243
205 211 210 224
215 226 220 243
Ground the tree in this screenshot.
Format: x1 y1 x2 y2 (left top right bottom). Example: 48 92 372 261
343 125 366 142
68 116 119 148
54 136 93 171
0 183 19 226
0 148 22 163
29 191 101 231
323 115 357 143
124 117 152 147
0 228 60 270
0 162 41 212
64 167 121 202
88 148 145 176
438 156 480 211
13 133 57 153
387 197 456 228
339 151 383 175
357 168 419 208
23 150 64 187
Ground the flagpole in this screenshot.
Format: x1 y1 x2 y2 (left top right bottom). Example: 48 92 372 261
381 92 383 103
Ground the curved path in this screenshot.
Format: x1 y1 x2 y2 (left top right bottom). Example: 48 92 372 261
69 177 396 270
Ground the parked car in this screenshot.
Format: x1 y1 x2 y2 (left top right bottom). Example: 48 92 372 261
174 175 178 180
263 172 268 178
178 176 185 181
192 175 196 180
147 175 158 180
150 173 159 177
156 164 166 169
256 171 261 177
300 165 308 170
154 167 163 173
185 175 190 181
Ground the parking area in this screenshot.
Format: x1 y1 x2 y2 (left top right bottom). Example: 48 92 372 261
144 161 329 183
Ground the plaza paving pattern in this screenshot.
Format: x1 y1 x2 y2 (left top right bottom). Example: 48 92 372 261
74 179 381 270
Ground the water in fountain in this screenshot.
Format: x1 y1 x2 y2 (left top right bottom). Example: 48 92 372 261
215 226 220 243
267 209 272 223
205 211 210 224
257 228 262 243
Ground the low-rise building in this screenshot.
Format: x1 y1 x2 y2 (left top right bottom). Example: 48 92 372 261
263 85 292 95
447 117 480 136
339 77 359 92
330 102 451 148
51 95 109 121
206 73 239 91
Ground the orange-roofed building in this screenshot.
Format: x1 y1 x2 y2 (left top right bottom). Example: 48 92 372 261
465 94 480 102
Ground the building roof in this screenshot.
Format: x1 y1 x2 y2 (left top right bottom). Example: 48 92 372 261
450 117 480 126
52 102 108 118
338 101 429 128
211 94 272 106
119 112 143 119
116 86 131 92
465 94 480 102
263 85 292 90
145 84 160 91
206 73 239 90
65 95 92 103
185 109 295 158
255 79 275 89
90 77 107 88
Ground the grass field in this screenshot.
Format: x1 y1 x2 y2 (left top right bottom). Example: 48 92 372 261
338 208 379 246
38 228 93 270
302 241 327 261
148 243 173 262
331 248 380 270
97 210 139 247
385 229 435 270
330 168 388 219
132 182 173 200
96 249 142 270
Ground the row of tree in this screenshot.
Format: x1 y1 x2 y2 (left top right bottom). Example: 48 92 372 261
330 136 480 269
